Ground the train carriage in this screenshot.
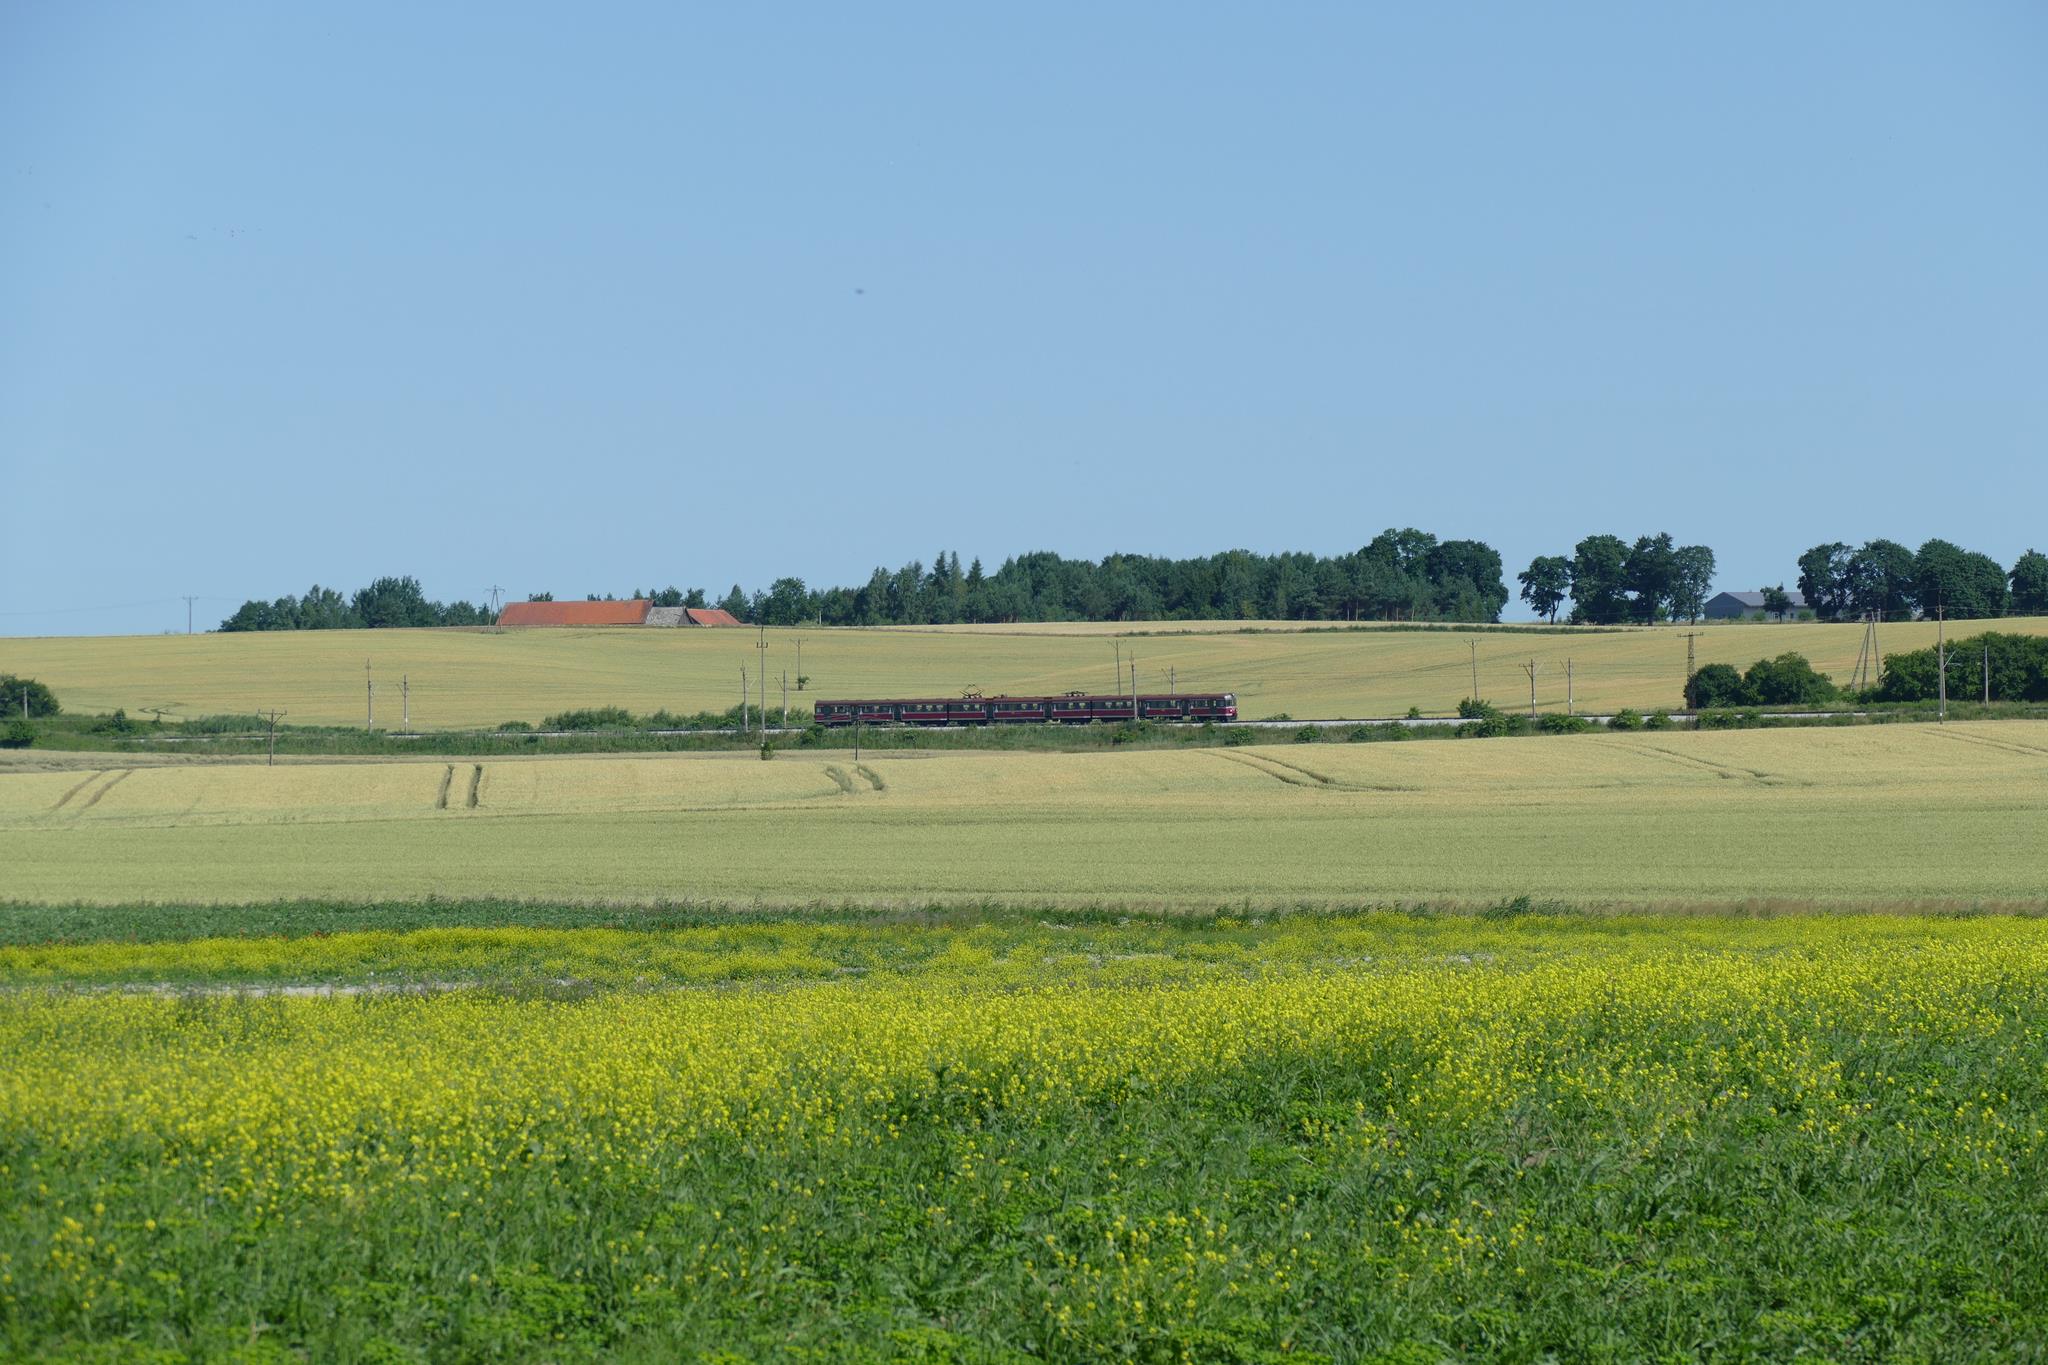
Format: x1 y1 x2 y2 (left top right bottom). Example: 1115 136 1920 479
811 691 1236 727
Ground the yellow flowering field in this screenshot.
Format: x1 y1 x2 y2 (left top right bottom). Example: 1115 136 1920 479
3 911 2045 1360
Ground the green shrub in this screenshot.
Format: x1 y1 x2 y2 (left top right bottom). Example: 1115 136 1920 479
1 718 33 749
1608 708 1642 731
1644 709 1674 730
1292 725 1321 743
1538 713 1592 734
180 714 267 734
1743 652 1837 706
0 676 59 719
1685 663 1746 709
1456 698 1515 738
1221 726 1257 747
498 720 533 733
542 707 638 731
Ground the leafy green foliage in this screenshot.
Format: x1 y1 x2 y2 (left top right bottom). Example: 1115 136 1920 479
1915 539 2010 620
1517 555 1570 622
1687 654 1835 708
1742 652 1838 705
220 579 494 631
1878 632 2048 703
2009 549 2048 616
1685 663 1746 709
0 675 58 718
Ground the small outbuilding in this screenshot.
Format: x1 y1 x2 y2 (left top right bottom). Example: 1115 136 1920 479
1703 590 1807 620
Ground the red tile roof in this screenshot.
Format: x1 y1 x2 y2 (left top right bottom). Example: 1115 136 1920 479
498 600 651 627
684 607 743 626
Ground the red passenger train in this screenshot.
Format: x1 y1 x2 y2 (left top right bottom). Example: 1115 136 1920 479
811 691 1236 727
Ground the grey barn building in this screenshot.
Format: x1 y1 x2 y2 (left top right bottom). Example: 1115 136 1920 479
1703 589 1807 620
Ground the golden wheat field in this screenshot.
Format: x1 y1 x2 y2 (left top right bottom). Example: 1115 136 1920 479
3 721 2043 907
7 614 2041 729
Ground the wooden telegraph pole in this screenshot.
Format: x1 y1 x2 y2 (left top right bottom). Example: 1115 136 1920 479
365 659 374 731
1566 659 1574 716
741 665 750 733
1469 639 1479 701
1937 606 1947 722
262 709 286 765
1682 632 1698 708
402 675 410 733
1524 659 1538 718
781 671 789 730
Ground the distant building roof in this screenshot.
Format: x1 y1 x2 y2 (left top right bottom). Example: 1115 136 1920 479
683 607 743 626
644 606 687 627
498 600 651 627
1710 590 1807 609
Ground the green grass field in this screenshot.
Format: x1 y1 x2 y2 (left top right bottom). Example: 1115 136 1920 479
4 721 2045 909
5 909 2045 1360
8 614 2041 728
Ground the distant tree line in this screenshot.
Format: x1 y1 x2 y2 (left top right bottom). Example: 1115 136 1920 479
1796 540 2047 622
617 533 1511 628
216 534 2048 632
1516 533 1717 624
734 532 1510 627
218 577 495 632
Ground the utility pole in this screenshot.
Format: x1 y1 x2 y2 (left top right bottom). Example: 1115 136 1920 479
1683 632 1699 707
1113 640 1123 694
1130 659 1139 721
1566 659 1573 716
1983 642 1990 706
487 584 505 630
1524 659 1538 718
741 665 750 733
1936 606 1947 723
781 671 789 730
182 595 198 635
1469 639 1479 701
795 637 805 691
756 627 768 735
853 713 861 763
1168 665 1176 698
365 659 374 731
262 708 286 765
402 675 410 733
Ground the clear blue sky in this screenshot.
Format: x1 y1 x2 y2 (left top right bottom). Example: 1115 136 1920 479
4 3 2044 635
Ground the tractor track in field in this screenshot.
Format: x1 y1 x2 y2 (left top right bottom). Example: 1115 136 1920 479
49 771 105 811
853 764 886 791
435 765 455 810
1207 749 1414 793
466 764 485 808
1619 743 1785 785
1934 728 2048 761
823 765 858 795
76 770 135 811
